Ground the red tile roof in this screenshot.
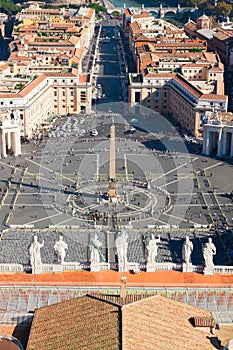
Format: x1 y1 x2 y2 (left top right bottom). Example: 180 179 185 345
200 93 227 100
26 293 217 350
122 295 216 350
0 63 9 71
173 74 203 98
133 12 152 19
79 74 89 83
26 295 121 350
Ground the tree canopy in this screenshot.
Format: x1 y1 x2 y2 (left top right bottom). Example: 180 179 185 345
89 3 107 14
0 0 20 15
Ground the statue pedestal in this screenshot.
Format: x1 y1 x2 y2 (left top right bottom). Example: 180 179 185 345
118 263 128 273
127 262 140 273
182 263 193 273
146 262 158 272
90 262 101 272
90 262 110 272
203 266 215 275
32 267 43 274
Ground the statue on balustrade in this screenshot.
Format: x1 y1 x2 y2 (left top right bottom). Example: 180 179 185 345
182 236 193 265
90 233 102 264
54 235 68 265
146 234 160 264
115 229 128 272
202 238 216 268
29 235 44 274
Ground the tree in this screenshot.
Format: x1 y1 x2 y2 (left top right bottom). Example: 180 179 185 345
214 2 232 17
0 0 20 15
89 3 107 14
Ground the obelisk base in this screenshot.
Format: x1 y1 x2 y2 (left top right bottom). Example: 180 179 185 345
109 182 117 203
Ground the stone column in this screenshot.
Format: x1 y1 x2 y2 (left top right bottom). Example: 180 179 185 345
11 131 16 155
7 132 11 150
0 131 2 158
230 132 233 157
1 131 6 158
14 130 21 156
222 131 227 156
202 128 207 154
217 128 222 157
206 130 211 156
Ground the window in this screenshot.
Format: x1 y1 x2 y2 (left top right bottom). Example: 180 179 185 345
80 91 86 102
62 91 65 97
164 91 167 98
54 90 57 96
135 92 140 103
70 89 74 97
155 91 159 97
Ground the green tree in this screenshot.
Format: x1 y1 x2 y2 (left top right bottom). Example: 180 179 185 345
89 3 107 14
0 0 20 15
214 2 232 17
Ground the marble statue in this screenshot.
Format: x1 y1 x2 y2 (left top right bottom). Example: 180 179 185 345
115 229 128 272
182 236 193 264
203 238 216 268
29 235 44 274
90 233 102 264
146 234 160 264
54 235 68 265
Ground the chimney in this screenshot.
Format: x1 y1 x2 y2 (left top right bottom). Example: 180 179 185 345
191 316 216 335
120 276 127 303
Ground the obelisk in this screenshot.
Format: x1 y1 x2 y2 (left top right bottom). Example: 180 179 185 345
109 117 117 201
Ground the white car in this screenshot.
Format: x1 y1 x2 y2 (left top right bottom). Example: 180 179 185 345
91 129 98 136
130 126 136 133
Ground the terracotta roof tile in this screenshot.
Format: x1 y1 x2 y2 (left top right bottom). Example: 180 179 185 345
122 295 216 350
124 9 132 17
0 63 9 71
200 93 227 100
85 8 94 19
26 293 217 350
26 295 121 350
173 74 202 98
129 21 142 34
79 74 89 83
133 12 152 19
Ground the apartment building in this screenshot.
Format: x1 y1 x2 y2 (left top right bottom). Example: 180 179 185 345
128 70 227 136
0 4 94 137
184 15 233 68
126 9 227 136
12 5 95 72
0 71 92 138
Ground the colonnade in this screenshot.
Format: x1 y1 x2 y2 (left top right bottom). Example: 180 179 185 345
0 117 21 158
203 123 233 157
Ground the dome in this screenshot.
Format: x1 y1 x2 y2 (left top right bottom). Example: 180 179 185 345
0 336 24 350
